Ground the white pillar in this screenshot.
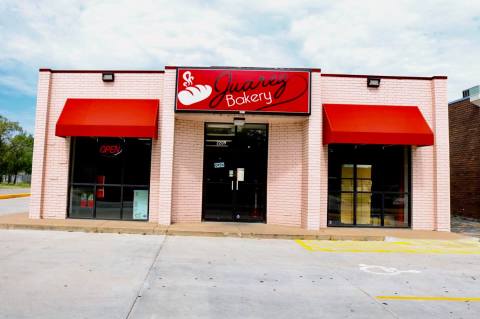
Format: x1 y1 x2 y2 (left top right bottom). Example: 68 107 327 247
29 70 52 219
432 78 451 231
304 71 324 230
157 69 176 225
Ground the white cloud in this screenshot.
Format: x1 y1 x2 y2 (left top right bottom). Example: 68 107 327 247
288 0 480 98
0 0 479 100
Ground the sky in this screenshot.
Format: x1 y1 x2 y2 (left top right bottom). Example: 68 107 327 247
0 0 479 133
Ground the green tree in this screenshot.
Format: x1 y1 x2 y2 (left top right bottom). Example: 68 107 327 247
0 115 31 183
3 133 34 183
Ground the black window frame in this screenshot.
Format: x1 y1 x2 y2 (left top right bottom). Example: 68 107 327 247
67 137 152 221
327 144 412 228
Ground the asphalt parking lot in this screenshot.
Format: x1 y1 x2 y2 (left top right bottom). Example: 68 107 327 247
0 188 30 216
0 229 479 319
0 196 29 216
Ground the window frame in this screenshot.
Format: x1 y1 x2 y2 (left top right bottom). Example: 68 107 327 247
327 145 412 228
67 137 152 221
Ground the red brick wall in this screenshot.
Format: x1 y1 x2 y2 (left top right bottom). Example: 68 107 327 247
449 98 480 219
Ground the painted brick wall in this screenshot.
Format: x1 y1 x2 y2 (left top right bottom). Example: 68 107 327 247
29 71 164 220
157 70 176 225
267 122 304 227
307 71 325 230
432 79 450 231
301 120 308 227
171 119 204 223
321 76 449 230
29 71 52 219
30 68 449 231
449 98 480 219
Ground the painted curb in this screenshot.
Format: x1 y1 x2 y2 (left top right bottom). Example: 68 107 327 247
0 193 31 200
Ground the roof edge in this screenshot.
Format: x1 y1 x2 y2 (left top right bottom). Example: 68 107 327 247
39 68 165 74
448 97 470 105
322 73 447 81
165 66 321 72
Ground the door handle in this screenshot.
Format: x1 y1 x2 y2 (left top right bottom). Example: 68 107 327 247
236 180 239 190
231 180 234 191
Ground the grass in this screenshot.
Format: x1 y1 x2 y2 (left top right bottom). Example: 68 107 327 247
0 182 31 189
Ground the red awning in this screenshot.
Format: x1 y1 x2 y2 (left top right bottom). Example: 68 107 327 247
323 104 434 146
56 98 159 138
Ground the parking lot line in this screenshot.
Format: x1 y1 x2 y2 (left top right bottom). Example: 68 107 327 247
294 238 480 254
294 239 314 251
377 296 480 302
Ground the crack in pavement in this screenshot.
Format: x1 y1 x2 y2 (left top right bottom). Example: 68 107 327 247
325 254 400 319
125 235 168 319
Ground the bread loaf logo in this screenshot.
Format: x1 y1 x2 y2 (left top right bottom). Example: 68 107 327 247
177 71 212 105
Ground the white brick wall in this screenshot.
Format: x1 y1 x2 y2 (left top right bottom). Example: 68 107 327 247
29 71 51 219
29 71 164 220
303 71 323 230
321 76 448 230
157 70 176 225
432 79 451 231
171 119 204 223
267 122 304 227
30 68 450 231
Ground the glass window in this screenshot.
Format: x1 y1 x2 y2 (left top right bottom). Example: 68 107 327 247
124 139 152 185
95 186 122 219
71 138 97 183
122 187 149 221
69 186 95 218
68 137 152 220
327 145 410 227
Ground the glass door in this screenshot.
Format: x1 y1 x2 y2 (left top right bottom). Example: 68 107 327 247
203 123 268 222
233 124 268 221
203 124 236 221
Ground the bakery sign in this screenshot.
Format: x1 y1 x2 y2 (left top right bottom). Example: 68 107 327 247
175 68 310 114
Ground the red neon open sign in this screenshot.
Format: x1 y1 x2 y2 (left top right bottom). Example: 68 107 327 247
99 144 122 156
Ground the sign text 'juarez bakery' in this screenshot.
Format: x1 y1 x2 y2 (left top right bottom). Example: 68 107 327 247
175 68 311 114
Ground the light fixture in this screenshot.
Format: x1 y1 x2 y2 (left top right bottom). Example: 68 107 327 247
102 72 115 82
233 117 245 126
367 77 381 88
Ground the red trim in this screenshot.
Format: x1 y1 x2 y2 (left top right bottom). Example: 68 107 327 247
56 98 159 138
322 73 447 80
39 69 165 74
323 104 434 146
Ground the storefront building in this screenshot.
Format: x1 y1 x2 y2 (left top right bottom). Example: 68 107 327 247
29 67 451 231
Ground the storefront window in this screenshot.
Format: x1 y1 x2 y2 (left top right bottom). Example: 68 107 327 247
68 137 151 220
327 145 410 227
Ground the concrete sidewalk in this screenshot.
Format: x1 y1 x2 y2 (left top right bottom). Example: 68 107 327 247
0 212 469 241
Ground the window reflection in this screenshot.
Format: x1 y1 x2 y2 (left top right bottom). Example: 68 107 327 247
68 137 151 220
328 145 410 227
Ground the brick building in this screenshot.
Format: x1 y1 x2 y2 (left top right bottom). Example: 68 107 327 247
29 67 450 230
449 85 480 219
